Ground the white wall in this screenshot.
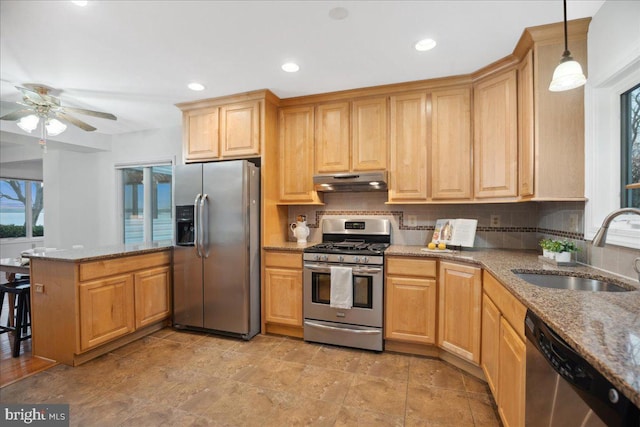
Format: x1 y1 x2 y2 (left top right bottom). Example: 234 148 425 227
584 0 640 249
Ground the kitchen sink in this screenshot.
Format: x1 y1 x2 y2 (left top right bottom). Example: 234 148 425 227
512 271 634 292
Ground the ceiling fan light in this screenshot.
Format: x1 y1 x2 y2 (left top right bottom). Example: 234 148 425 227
549 56 586 92
17 115 39 133
46 119 67 136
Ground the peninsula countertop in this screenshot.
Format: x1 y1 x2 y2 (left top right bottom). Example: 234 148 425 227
265 242 640 406
24 241 173 263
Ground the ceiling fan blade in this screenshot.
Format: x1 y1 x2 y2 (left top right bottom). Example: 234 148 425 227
16 86 59 106
55 111 97 132
59 106 117 120
0 109 35 121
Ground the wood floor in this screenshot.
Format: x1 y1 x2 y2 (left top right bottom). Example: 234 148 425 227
0 295 57 388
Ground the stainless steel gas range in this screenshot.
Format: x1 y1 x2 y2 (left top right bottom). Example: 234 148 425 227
303 218 390 351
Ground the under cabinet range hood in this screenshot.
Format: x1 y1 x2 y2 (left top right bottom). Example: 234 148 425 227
313 171 388 192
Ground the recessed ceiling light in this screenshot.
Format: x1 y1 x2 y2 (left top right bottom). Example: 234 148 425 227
282 62 300 73
329 7 349 20
188 82 205 91
415 38 437 52
71 1 88 6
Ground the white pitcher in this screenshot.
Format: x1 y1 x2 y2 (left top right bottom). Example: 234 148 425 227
290 221 310 243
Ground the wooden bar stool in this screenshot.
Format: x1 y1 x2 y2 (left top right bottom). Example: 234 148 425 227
0 281 32 357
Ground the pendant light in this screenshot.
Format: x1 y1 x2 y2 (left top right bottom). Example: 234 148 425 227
549 0 586 92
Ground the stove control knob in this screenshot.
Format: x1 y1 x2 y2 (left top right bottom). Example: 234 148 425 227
362 257 369 264
338 256 344 263
321 255 329 262
314 254 321 261
353 256 360 263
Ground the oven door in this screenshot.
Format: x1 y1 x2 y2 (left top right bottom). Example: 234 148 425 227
303 262 383 328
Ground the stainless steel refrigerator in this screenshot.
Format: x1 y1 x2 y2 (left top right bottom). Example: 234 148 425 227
173 160 260 340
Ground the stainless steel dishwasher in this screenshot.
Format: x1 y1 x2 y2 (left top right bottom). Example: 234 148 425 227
525 310 639 427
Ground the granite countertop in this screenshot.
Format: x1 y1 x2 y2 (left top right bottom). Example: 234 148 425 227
263 242 316 252
25 241 173 263
387 245 640 407
264 241 640 405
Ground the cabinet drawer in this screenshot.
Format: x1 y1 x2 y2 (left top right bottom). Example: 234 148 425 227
483 271 526 340
264 251 302 269
80 251 171 282
386 257 436 277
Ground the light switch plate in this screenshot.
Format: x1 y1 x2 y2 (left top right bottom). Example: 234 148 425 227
490 215 501 227
35 283 44 293
407 215 417 227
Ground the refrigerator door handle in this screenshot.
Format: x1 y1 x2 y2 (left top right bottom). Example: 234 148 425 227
194 193 202 258
200 194 209 258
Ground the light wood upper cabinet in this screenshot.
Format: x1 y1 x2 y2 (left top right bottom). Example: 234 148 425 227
263 251 303 330
79 274 135 352
279 106 321 203
352 97 388 171
183 107 220 161
474 69 518 199
315 102 350 173
220 100 260 158
438 261 482 364
430 87 472 200
385 257 437 344
518 50 535 198
389 92 428 202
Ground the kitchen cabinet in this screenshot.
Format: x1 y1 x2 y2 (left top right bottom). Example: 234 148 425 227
315 102 350 173
278 106 322 204
389 92 428 202
430 87 472 200
481 270 527 427
384 257 437 344
473 69 518 199
518 50 535 198
437 261 482 364
352 97 388 171
219 100 260 158
30 250 172 366
182 107 220 161
263 250 303 337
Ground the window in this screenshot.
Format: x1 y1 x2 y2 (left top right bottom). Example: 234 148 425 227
121 164 172 243
621 83 640 208
0 179 44 239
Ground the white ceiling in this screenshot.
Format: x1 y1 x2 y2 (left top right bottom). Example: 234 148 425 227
0 0 606 139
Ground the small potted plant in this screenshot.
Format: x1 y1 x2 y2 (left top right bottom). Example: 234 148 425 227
539 239 556 259
555 240 579 263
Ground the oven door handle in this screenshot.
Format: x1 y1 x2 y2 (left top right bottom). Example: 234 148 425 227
304 264 382 275
304 320 381 335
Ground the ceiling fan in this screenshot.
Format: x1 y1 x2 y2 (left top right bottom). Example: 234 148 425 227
0 83 117 135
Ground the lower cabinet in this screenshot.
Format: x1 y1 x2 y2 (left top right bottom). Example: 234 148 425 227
263 250 303 337
438 261 482 364
384 257 437 344
481 270 526 427
30 250 172 366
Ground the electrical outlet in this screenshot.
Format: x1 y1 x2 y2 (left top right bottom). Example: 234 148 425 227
569 214 579 232
490 214 501 227
407 215 418 227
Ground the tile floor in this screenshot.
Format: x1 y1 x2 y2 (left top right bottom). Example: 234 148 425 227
0 329 501 426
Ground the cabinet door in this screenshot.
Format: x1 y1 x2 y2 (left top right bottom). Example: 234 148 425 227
183 107 220 161
264 267 302 327
473 69 518 199
385 275 437 344
279 106 320 203
481 293 500 396
352 97 388 171
431 87 472 199
438 262 482 364
220 100 260 157
389 92 428 202
79 274 135 351
315 102 350 173
498 317 526 427
134 266 171 329
518 50 535 197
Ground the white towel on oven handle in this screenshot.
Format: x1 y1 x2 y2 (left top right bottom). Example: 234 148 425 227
330 266 353 309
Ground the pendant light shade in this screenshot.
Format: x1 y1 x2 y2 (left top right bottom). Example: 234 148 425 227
549 0 586 92
16 114 39 133
45 118 67 136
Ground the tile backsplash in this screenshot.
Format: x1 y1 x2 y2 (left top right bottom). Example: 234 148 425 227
288 194 640 281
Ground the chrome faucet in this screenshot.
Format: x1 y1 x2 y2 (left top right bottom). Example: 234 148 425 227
591 208 640 247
